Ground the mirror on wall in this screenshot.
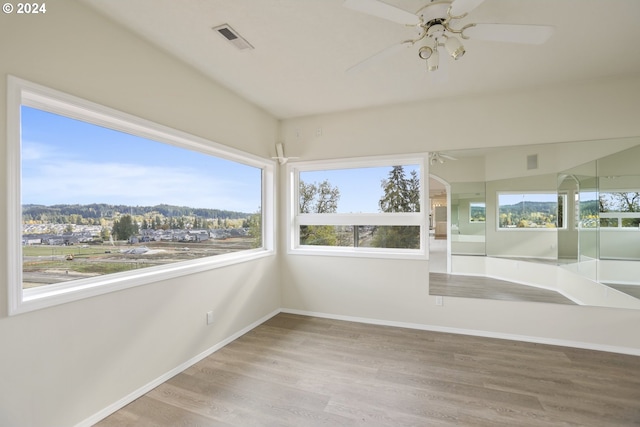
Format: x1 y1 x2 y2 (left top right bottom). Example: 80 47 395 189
450 182 486 256
429 138 640 309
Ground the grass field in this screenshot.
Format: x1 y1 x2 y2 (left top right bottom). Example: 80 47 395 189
22 238 256 288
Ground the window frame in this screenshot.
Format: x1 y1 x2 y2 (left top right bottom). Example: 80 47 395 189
7 76 275 315
286 155 428 259
496 191 566 231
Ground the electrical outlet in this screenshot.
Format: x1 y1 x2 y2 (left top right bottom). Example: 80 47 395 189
435 296 443 306
206 311 214 325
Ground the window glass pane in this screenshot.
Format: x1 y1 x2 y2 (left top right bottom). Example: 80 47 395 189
599 192 640 212
621 218 640 228
599 218 618 228
21 106 263 289
299 165 420 213
469 202 486 223
498 193 559 228
299 225 420 249
599 191 640 228
578 191 598 228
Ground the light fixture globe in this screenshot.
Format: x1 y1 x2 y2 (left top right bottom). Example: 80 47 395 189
418 36 436 60
427 48 439 71
444 36 465 60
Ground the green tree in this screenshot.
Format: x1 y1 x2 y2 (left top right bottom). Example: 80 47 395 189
111 215 139 241
299 179 340 246
247 209 262 248
372 166 420 249
100 226 111 241
299 180 340 214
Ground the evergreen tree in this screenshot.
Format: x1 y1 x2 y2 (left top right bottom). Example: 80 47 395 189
111 215 139 240
379 166 410 213
372 166 420 249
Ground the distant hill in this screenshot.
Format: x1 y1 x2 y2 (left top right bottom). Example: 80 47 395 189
22 203 250 222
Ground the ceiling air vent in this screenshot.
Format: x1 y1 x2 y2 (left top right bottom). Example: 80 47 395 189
213 24 254 50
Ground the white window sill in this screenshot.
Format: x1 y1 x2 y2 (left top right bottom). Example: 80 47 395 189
13 249 274 315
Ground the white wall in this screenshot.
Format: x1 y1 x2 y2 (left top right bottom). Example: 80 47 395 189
280 75 640 354
0 2 280 426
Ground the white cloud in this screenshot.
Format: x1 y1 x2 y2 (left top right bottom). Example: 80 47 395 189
22 159 260 213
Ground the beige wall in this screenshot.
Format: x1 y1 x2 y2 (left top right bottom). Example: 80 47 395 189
0 2 280 426
279 75 640 159
279 77 640 354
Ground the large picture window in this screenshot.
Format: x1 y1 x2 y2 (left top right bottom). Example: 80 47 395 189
287 156 427 258
497 192 565 229
7 76 274 314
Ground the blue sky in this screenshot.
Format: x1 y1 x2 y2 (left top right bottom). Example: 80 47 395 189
300 165 419 213
21 106 421 215
21 106 262 213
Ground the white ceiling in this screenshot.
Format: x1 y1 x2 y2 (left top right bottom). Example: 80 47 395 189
83 0 640 119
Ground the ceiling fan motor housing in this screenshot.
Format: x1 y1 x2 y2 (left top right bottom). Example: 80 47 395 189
418 1 453 26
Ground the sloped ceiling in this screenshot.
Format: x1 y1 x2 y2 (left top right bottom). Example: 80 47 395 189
83 0 640 119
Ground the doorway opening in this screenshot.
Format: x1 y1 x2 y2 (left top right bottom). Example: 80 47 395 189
429 175 450 273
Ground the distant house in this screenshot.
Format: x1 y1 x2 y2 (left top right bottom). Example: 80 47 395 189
188 230 209 242
62 234 79 246
210 229 230 240
22 235 42 245
46 237 65 246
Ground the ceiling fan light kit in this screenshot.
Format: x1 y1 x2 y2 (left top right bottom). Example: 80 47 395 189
427 48 439 71
418 35 436 59
444 35 465 59
344 0 554 73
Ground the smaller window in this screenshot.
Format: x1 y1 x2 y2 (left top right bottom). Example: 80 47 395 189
497 192 565 229
288 156 427 259
469 202 486 223
599 191 640 229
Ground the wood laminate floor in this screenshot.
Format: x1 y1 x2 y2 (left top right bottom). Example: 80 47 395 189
95 313 640 426
429 273 576 305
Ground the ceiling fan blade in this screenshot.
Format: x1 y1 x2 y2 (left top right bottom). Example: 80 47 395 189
449 0 485 17
347 41 413 74
343 0 420 26
465 23 554 45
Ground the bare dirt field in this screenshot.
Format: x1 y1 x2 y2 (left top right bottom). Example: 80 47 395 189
22 237 255 288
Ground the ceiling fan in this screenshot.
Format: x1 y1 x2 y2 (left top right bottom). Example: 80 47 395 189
344 0 554 73
429 152 457 165
272 143 299 165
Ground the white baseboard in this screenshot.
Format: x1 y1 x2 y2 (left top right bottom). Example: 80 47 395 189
280 308 640 356
75 309 281 427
